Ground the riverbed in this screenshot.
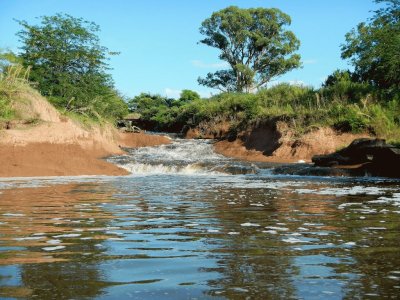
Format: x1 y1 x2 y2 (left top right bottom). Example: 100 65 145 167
0 139 399 299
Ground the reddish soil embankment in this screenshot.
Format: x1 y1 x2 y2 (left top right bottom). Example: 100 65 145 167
0 91 170 177
0 133 171 177
186 119 369 163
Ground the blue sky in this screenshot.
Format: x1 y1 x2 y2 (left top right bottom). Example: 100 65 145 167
0 0 379 99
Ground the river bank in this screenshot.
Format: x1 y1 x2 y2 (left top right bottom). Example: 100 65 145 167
0 91 170 177
0 132 171 177
185 119 369 163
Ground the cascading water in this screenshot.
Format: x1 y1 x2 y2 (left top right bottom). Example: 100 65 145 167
108 138 260 175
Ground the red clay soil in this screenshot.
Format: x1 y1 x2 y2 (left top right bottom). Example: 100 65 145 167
0 142 126 177
0 133 171 178
214 126 369 163
214 140 299 163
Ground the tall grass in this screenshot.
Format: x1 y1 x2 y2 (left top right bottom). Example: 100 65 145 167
134 81 400 143
0 65 31 122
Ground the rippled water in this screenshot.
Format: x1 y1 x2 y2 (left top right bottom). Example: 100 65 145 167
1 139 400 299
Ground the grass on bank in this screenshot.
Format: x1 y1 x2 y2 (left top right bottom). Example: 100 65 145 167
0 64 31 124
133 82 400 143
0 64 129 129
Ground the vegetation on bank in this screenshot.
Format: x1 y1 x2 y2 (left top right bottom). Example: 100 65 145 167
1 0 399 145
1 14 128 125
129 78 400 142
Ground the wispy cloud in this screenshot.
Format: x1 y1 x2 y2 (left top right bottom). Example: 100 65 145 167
269 80 306 87
191 60 230 69
303 59 318 65
164 88 182 99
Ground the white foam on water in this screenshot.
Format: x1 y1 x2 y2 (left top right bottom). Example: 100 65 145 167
297 227 309 231
365 227 386 230
42 245 65 251
14 236 45 241
265 226 289 231
146 217 166 222
118 162 223 176
282 237 308 244
250 203 264 207
294 185 396 197
290 233 302 236
3 213 25 217
47 239 62 244
372 193 400 207
241 222 260 227
54 233 81 238
387 276 400 281
344 242 356 246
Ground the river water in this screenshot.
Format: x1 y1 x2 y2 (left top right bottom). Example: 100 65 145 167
0 138 400 299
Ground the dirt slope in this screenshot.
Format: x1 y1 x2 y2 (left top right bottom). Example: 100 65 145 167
187 119 369 163
0 90 170 177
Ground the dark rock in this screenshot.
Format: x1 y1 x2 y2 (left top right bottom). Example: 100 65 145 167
312 138 400 178
272 164 355 177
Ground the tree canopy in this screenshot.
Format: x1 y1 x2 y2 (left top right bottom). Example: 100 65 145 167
179 89 200 102
198 6 301 93
16 13 127 120
341 0 400 92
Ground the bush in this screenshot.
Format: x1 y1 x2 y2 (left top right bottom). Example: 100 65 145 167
132 80 400 143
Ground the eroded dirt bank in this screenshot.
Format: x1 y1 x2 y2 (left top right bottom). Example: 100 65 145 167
0 91 170 177
186 119 369 163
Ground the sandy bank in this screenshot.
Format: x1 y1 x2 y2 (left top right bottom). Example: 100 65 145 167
0 132 171 178
0 90 170 177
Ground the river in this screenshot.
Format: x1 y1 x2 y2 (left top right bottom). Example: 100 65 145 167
0 138 399 299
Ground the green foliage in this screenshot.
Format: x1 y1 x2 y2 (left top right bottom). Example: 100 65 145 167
323 69 353 87
0 63 32 121
16 13 127 121
133 79 400 143
257 83 316 108
179 89 200 102
341 0 400 92
198 6 301 92
329 103 370 132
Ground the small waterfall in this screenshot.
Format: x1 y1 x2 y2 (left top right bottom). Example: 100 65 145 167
108 139 259 176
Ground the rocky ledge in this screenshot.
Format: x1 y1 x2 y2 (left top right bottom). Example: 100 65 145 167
312 138 400 178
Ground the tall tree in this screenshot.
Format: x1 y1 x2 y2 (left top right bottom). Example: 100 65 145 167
16 13 127 119
341 0 400 91
198 6 301 93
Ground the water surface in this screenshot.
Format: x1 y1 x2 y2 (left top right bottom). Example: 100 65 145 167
0 139 399 299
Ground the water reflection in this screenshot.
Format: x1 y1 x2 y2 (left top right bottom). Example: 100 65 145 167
0 183 121 299
0 174 399 299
